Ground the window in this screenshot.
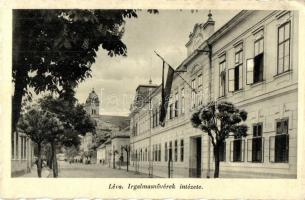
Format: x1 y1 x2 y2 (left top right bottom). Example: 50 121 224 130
230 136 245 162
21 137 24 160
180 139 184 162
197 74 203 105
229 45 243 91
219 141 226 161
165 142 168 162
169 103 173 119
156 108 159 127
15 132 19 159
152 111 156 128
246 30 264 84
174 92 179 117
219 55 226 97
153 145 156 162
169 141 173 161
134 123 137 136
158 144 161 162
23 137 26 159
145 148 147 161
277 22 291 74
271 119 289 163
174 140 178 162
156 144 159 162
181 88 185 114
248 123 264 162
153 109 158 128
191 79 196 108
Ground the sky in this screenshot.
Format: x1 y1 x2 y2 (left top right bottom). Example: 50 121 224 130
75 10 239 116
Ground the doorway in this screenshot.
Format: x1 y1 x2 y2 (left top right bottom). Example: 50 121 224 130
189 136 202 178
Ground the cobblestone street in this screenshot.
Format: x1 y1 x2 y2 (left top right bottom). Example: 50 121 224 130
21 161 151 178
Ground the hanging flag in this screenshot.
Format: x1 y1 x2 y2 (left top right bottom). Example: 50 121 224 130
159 61 175 127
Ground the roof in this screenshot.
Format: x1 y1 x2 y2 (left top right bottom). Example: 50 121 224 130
86 88 99 104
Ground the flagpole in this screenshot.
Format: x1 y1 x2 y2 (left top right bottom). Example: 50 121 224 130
154 51 197 94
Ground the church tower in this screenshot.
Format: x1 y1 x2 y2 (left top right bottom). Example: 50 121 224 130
85 88 100 116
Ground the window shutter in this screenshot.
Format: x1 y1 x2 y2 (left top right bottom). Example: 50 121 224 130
269 136 275 162
239 64 243 89
247 139 252 162
246 59 254 84
228 69 235 92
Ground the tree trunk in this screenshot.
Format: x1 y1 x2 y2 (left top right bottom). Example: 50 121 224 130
47 145 53 169
213 146 220 178
36 143 42 178
51 142 58 177
12 11 28 133
12 69 27 132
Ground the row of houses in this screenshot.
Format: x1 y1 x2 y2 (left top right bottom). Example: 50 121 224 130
80 89 130 167
128 10 298 178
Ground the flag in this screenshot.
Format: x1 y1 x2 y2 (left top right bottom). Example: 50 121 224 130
159 61 175 126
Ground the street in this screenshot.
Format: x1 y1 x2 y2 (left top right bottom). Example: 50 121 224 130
21 161 151 178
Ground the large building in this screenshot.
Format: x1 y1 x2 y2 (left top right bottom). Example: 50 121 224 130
129 10 298 178
80 89 130 164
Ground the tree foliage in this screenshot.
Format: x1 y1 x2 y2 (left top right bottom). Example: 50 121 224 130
12 9 157 131
191 101 248 178
18 107 64 177
18 107 64 145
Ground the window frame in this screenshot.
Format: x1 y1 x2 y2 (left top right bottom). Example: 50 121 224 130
181 87 185 114
277 21 291 75
232 46 243 91
180 139 184 162
191 79 196 108
276 118 289 163
253 34 264 84
247 123 264 163
219 141 226 162
219 59 226 97
174 140 178 162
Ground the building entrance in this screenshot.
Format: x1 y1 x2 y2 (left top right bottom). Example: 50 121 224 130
189 136 202 177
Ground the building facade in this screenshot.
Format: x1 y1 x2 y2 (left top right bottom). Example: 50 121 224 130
11 131 35 177
129 10 298 178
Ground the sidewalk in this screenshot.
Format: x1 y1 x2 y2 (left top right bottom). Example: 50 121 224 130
21 166 52 178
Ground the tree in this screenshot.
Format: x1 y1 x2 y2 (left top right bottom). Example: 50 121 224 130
191 101 248 178
65 145 79 162
38 94 95 177
18 107 64 177
12 9 157 132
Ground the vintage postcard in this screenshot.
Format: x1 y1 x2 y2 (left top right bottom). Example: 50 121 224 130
0 0 305 199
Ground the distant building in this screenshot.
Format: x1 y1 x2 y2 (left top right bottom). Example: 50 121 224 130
80 89 130 164
97 127 130 168
129 10 298 178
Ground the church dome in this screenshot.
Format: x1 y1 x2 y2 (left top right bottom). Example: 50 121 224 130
86 88 100 104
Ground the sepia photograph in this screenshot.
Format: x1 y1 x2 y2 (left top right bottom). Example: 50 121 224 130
11 9 298 180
